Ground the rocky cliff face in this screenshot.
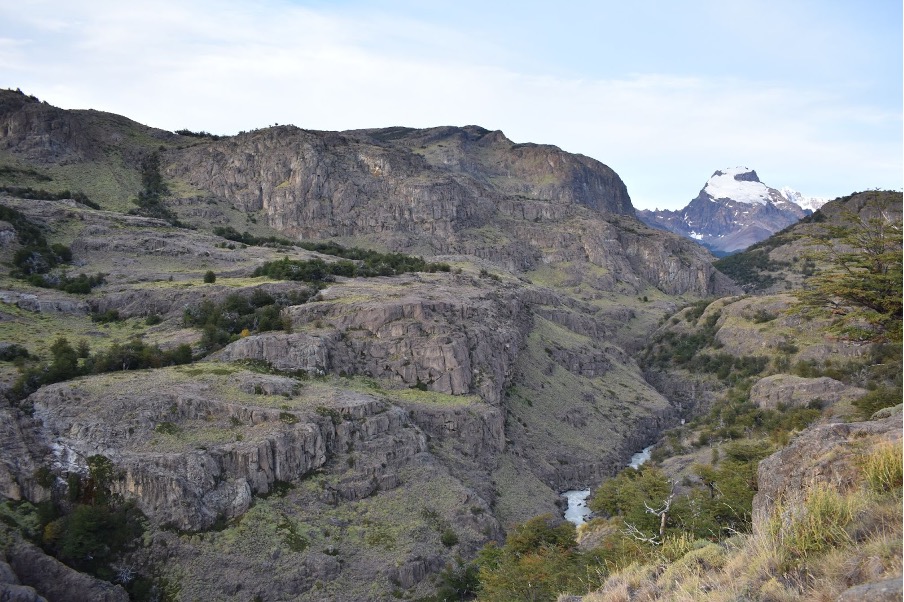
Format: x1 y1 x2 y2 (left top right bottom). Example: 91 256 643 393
165 124 633 241
0 88 744 600
0 90 173 166
161 124 732 296
18 366 506 534
196 270 533 405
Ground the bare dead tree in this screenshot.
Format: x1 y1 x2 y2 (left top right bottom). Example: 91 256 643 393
622 483 676 546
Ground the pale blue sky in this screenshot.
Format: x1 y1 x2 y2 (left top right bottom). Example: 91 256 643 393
1 0 900 209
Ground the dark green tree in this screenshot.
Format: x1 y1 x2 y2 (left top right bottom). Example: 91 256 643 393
799 200 902 342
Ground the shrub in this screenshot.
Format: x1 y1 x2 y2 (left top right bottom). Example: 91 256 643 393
0 343 30 362
852 386 902 420
279 411 299 425
183 289 312 354
154 422 180 436
0 186 99 208
91 309 121 324
434 560 480 601
212 226 293 247
52 501 144 576
253 248 450 283
203 270 216 284
475 515 591 602
440 528 459 547
713 249 783 291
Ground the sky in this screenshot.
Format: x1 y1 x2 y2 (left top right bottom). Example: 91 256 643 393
1 0 901 210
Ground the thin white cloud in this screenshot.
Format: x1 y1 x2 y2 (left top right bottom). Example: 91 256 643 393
0 0 900 210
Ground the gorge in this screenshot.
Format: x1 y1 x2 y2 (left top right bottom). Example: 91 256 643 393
0 88 900 602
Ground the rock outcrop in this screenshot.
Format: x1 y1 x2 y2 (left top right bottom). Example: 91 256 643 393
25 373 434 531
753 412 902 520
837 577 903 602
3 538 128 602
750 374 866 410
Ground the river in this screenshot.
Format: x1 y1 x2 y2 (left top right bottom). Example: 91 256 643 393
563 445 655 526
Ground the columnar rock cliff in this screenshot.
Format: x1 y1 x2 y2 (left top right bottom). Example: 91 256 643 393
0 88 744 600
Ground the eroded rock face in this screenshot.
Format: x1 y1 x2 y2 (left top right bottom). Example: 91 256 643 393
4 538 128 602
18 368 508 535
211 332 331 374
750 374 866 410
165 126 633 244
0 290 89 315
0 405 48 502
26 377 440 530
8 365 512 599
0 91 176 171
216 274 531 404
162 125 730 298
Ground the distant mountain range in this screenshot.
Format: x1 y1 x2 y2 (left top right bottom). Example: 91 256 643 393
637 167 828 255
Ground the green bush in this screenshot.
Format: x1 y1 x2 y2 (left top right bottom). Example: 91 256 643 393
212 226 293 247
0 186 99 208
183 289 312 354
203 270 216 284
90 309 121 324
50 501 144 577
253 249 450 283
476 515 587 602
440 528 459 547
853 386 902 420
0 343 30 362
433 559 480 601
2 207 103 292
11 338 194 402
713 249 787 291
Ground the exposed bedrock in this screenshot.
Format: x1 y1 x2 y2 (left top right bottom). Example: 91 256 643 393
215 276 531 404
19 372 507 532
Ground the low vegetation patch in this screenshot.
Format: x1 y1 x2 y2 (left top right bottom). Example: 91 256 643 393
0 185 100 208
713 248 787 291
2 204 105 292
10 454 147 586
212 226 295 247
183 288 314 353
253 248 450 283
11 336 193 401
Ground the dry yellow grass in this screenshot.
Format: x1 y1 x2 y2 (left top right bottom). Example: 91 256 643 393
577 434 902 601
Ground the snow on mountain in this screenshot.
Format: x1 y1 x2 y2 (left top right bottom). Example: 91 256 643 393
637 167 819 255
779 187 828 212
703 167 774 205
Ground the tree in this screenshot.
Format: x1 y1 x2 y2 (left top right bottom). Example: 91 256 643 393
476 515 585 602
799 199 902 343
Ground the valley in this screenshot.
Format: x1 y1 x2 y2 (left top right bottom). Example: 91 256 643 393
0 88 900 602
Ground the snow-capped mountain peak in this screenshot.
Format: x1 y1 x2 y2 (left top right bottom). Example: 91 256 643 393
779 187 828 212
702 167 774 205
637 167 822 255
